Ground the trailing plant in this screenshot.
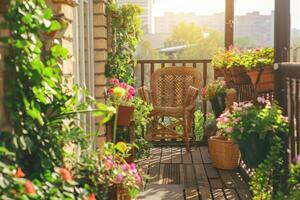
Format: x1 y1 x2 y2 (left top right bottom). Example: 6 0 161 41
250 135 284 200
201 80 226 101
105 0 143 84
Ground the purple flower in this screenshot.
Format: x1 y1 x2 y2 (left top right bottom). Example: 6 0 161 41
116 174 124 183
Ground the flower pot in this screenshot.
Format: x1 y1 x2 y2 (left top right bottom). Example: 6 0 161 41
109 185 131 200
247 66 274 93
117 105 135 126
210 94 226 118
208 136 240 170
229 66 251 85
237 133 272 168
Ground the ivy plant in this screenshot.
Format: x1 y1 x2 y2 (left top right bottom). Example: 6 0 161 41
105 0 143 84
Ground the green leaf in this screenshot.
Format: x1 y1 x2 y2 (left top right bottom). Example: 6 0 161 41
49 20 61 32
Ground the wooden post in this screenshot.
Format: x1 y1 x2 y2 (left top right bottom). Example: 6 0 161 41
274 0 291 63
225 0 234 49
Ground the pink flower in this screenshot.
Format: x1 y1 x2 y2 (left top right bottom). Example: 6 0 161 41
105 159 113 170
257 97 266 103
283 116 289 123
116 174 124 183
127 93 133 100
111 78 119 85
119 82 128 89
135 174 141 184
107 88 113 95
128 86 135 95
234 117 241 123
225 127 234 133
122 164 128 171
130 163 136 170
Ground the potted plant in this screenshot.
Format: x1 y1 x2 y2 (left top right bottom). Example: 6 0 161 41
100 142 146 200
217 97 288 168
211 47 251 85
202 80 227 118
242 48 275 93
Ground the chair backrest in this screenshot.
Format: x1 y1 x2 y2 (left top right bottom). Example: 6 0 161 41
151 67 202 107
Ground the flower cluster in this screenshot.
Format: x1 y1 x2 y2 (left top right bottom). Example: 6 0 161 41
217 97 288 142
202 80 226 100
107 78 135 105
100 142 144 197
212 47 274 70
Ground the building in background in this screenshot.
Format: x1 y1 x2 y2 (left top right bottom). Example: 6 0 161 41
117 0 154 34
155 11 275 47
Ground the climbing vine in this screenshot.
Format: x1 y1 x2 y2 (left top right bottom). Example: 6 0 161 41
105 0 143 84
0 0 93 176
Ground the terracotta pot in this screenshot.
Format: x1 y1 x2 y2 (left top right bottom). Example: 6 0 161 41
208 136 240 170
229 66 251 84
117 105 135 126
247 66 274 93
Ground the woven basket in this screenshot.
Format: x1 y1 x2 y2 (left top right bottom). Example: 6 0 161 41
208 136 240 170
110 185 131 200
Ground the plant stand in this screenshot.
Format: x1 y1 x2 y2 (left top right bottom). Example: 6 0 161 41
247 66 274 93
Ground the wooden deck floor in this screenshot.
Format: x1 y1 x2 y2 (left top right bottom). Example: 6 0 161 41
137 146 252 200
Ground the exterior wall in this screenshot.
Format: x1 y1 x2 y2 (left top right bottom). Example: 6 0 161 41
93 0 108 133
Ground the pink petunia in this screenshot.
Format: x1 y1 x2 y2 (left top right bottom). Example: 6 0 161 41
119 82 128 89
116 174 124 183
225 127 234 133
135 174 141 184
111 78 120 86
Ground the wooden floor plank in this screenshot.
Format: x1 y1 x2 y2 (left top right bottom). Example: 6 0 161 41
171 147 182 163
138 184 184 200
194 164 209 187
209 178 224 189
198 187 213 200
218 170 238 188
184 188 199 200
236 189 252 200
182 151 193 164
212 189 226 200
224 189 240 200
183 164 196 187
161 147 172 164
230 171 249 189
204 164 219 179
191 147 202 164
200 146 211 164
148 162 160 184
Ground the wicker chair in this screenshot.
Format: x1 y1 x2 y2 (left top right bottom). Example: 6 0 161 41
138 67 202 151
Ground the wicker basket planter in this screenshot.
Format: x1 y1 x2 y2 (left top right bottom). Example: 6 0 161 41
117 105 135 126
208 136 240 170
229 66 251 85
247 66 274 93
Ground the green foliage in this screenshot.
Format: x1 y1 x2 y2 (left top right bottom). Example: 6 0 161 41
250 136 284 200
105 0 143 84
136 40 167 60
211 47 274 70
202 80 226 101
165 22 222 59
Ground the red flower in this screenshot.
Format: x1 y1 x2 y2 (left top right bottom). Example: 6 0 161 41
58 168 73 181
86 193 96 200
25 181 36 195
15 167 25 178
201 88 206 96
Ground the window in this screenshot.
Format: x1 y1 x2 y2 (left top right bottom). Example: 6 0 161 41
234 0 274 48
73 1 95 132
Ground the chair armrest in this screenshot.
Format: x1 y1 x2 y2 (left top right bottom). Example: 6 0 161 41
184 86 199 111
138 86 152 104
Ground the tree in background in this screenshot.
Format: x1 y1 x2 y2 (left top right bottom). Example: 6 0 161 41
164 22 222 59
234 37 252 49
135 40 167 60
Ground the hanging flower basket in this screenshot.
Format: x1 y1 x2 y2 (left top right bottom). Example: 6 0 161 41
229 66 251 85
208 136 240 170
247 66 274 93
117 105 135 126
210 94 226 118
237 132 272 168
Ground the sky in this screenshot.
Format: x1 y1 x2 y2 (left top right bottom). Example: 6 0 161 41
153 0 300 29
